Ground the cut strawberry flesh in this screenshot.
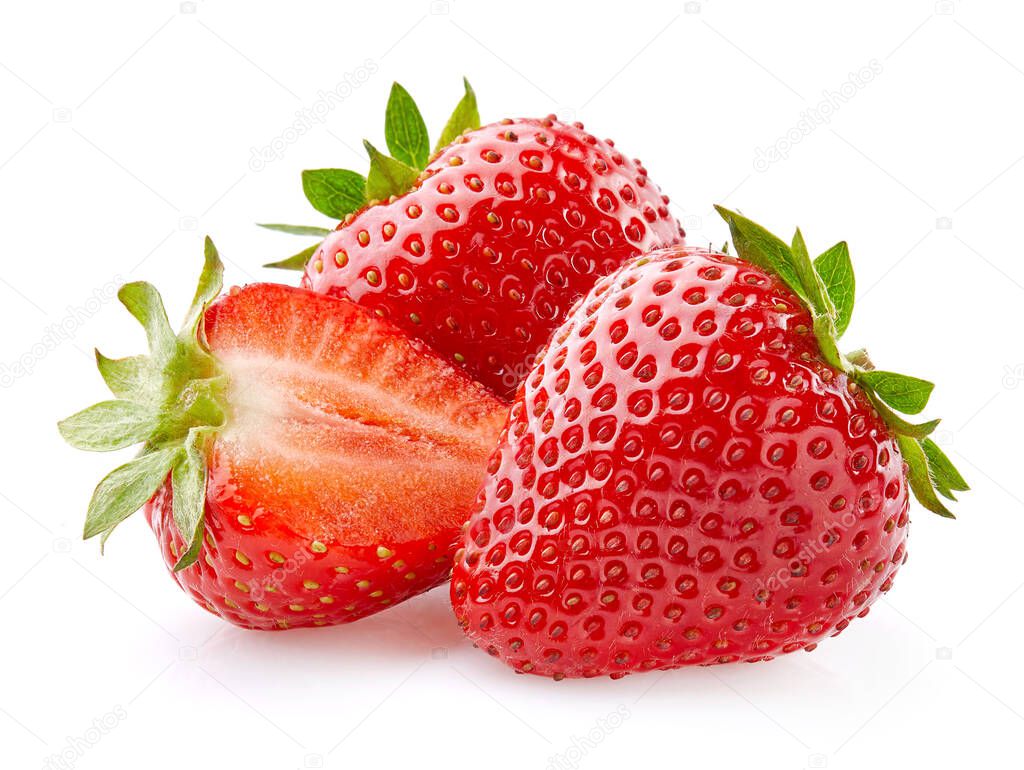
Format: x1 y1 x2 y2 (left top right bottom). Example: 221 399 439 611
203 283 506 544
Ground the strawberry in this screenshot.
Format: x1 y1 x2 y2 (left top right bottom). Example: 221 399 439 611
60 240 506 629
262 81 683 399
450 209 966 678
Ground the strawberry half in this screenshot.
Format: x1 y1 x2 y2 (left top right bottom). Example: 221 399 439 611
60 240 505 629
451 209 966 678
262 81 683 399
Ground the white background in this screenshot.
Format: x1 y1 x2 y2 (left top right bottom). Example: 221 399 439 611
2 1 1021 768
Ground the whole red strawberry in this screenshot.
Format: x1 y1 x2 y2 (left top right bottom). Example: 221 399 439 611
60 241 505 629
451 209 966 678
263 81 682 399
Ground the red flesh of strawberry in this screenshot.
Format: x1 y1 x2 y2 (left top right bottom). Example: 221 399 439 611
147 283 506 629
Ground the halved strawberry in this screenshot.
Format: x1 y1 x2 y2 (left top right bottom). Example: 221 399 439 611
60 240 506 629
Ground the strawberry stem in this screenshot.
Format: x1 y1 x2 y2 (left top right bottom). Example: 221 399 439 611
58 239 228 567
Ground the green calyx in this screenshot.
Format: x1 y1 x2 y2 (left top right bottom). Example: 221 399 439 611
261 78 481 270
715 206 968 518
58 239 228 569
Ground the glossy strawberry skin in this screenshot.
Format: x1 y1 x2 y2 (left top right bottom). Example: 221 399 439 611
451 246 910 677
146 486 454 630
145 283 506 630
303 116 683 400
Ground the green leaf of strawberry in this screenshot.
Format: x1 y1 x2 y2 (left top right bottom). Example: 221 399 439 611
94 352 155 400
183 237 224 341
301 169 367 219
435 78 480 153
257 223 333 237
897 435 955 518
715 206 808 306
859 370 935 415
921 437 969 499
118 282 175 360
862 391 940 439
83 448 181 541
789 227 836 319
814 241 855 337
810 314 847 372
264 242 320 271
364 140 418 201
385 82 430 169
58 401 158 452
171 428 209 571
